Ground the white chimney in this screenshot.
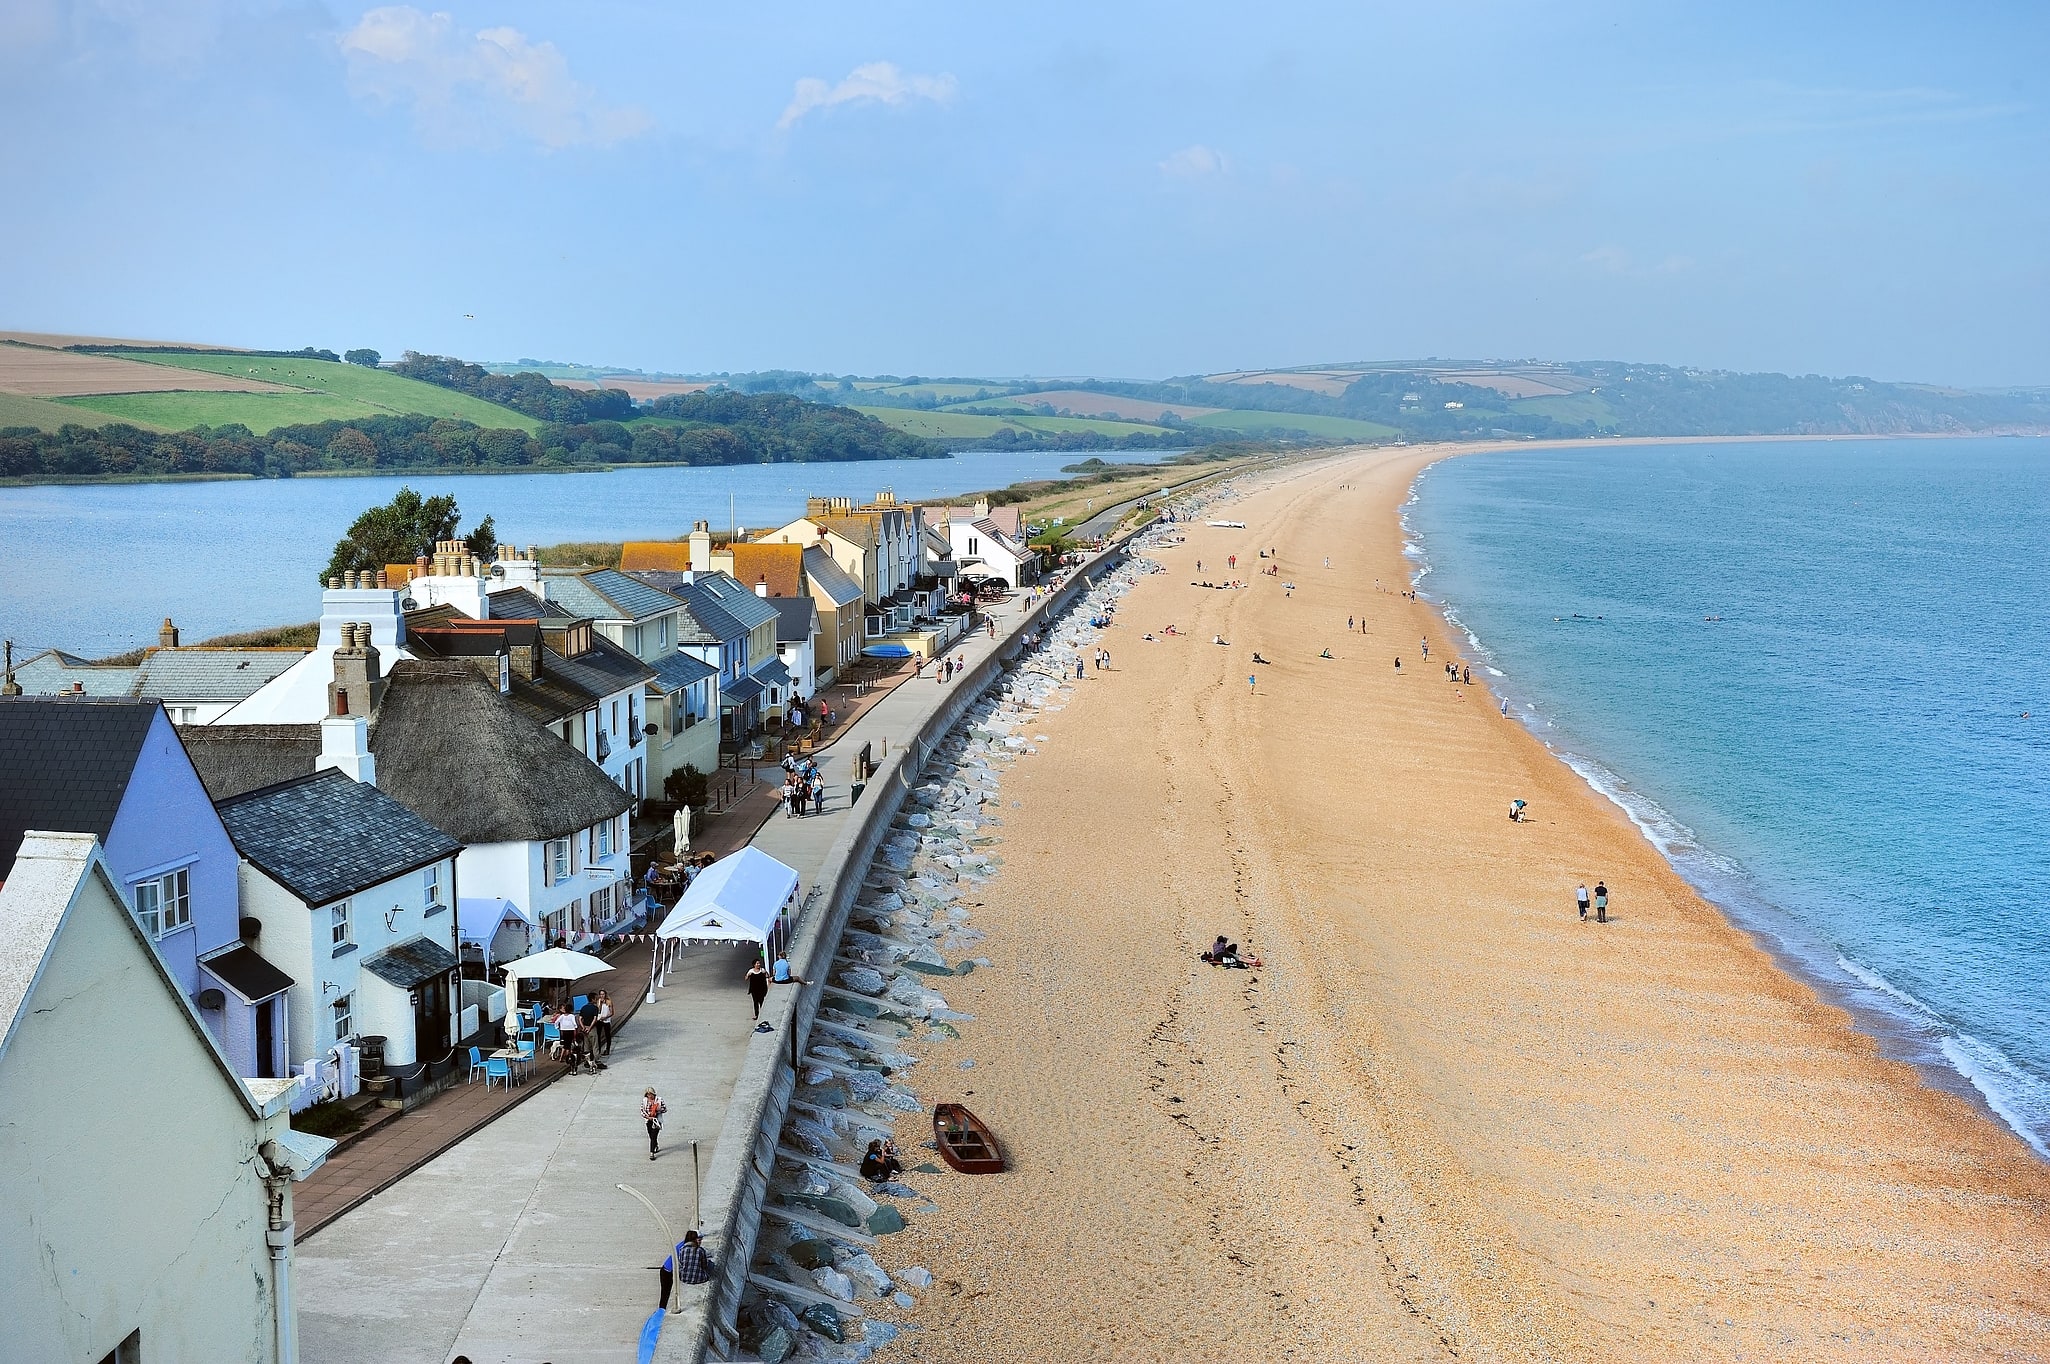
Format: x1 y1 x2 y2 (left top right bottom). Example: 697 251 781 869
689 520 713 573
319 574 405 650
755 576 768 597
317 716 376 785
495 543 543 595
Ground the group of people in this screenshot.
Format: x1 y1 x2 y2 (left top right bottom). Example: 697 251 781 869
1576 881 1612 922
743 952 806 1022
1201 934 1261 969
932 650 969 683
780 753 826 818
549 992 613 1074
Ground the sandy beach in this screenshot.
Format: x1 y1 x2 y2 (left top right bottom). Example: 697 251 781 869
872 446 2050 1363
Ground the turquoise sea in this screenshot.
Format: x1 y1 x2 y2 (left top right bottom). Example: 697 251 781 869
1407 437 2050 1157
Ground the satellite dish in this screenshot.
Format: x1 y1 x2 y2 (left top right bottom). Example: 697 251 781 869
400 597 418 610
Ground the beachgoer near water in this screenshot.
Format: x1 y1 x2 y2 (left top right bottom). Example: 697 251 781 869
1594 881 1609 922
1576 884 1590 920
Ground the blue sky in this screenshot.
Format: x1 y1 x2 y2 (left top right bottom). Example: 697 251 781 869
3 2 2045 385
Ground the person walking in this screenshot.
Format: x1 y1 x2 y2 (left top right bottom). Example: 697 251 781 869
596 991 614 1057
642 1088 667 1160
810 777 825 816
745 958 769 1020
1394 656 1401 671
1594 880 1609 923
1576 884 1590 921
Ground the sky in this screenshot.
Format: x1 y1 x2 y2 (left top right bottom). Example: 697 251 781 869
3 1 2046 386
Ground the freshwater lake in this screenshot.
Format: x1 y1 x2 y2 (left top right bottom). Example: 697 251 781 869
0 450 1155 656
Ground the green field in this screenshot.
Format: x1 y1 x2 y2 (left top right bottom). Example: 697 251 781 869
858 382 1015 402
852 406 1175 439
0 391 112 432
111 352 545 433
1508 391 1614 424
1188 410 1401 440
54 390 395 432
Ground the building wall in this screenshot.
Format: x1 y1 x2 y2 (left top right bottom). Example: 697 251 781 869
0 862 279 1364
239 867 317 1068
103 708 242 1054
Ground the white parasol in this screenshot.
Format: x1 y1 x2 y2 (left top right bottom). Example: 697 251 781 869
498 946 612 1036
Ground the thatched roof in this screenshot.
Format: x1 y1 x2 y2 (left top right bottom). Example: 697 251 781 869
369 660 631 845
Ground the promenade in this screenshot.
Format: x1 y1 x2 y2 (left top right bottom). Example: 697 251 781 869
295 588 1060 1364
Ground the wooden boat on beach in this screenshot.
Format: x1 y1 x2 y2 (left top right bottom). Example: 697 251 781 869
933 1102 1006 1174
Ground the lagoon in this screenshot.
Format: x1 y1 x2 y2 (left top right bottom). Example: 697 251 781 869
0 450 1155 657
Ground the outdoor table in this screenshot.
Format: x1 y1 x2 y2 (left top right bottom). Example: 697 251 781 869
491 1047 529 1084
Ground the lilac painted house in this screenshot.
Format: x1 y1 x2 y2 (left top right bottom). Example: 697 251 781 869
0 696 291 1079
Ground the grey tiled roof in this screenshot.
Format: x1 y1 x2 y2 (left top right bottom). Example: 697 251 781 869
690 572 780 632
218 768 461 906
769 597 816 643
546 633 656 701
649 651 717 691
802 547 865 607
0 697 160 882
486 586 575 621
203 945 294 1002
11 651 140 697
756 659 792 689
134 649 305 702
362 935 458 989
721 674 763 705
671 585 745 646
540 569 682 623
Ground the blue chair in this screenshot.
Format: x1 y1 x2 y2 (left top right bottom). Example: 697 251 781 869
572 994 589 1011
466 1046 487 1084
515 1039 537 1078
542 1021 561 1057
484 1056 513 1090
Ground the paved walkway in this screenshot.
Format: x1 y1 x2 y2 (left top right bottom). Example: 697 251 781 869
295 592 1062 1364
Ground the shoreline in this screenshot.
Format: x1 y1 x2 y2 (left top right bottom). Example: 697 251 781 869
1396 444 2050 1160
869 447 2050 1362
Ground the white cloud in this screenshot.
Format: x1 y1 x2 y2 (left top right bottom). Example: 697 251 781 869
340 6 650 150
777 61 956 131
1160 144 1229 179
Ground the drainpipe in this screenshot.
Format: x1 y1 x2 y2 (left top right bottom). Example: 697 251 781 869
264 1173 297 1364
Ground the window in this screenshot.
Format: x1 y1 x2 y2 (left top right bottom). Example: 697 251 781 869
545 906 570 944
657 616 670 649
968 536 979 556
610 699 620 733
329 901 352 952
498 654 511 694
597 819 614 859
544 839 570 886
133 868 191 938
591 884 612 926
332 993 353 1041
423 862 445 912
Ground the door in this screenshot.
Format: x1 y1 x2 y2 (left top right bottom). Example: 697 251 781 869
254 998 278 1079
413 971 453 1060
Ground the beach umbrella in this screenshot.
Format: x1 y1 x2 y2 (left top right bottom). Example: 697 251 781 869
498 946 612 1031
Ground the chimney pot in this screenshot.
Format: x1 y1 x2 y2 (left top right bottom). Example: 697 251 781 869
375 569 389 589
329 576 342 589
72 681 84 693
159 617 179 649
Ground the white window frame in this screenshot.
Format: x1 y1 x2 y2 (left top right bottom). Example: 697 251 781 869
133 867 191 939
332 993 353 1041
597 819 614 859
423 862 444 911
591 883 612 926
657 616 670 649
544 839 570 886
329 900 352 951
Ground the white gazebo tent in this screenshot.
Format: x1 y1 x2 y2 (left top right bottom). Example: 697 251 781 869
655 847 801 959
456 896 534 968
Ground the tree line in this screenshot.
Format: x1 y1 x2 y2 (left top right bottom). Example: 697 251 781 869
391 352 638 424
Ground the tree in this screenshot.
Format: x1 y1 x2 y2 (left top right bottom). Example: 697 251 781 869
320 486 495 583
344 348 382 368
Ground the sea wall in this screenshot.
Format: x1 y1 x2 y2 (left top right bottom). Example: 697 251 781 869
661 530 1145 1363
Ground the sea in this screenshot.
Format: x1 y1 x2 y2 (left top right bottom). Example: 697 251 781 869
1405 436 2050 1157
0 449 1155 657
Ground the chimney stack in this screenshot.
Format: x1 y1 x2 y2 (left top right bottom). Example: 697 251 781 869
689 520 713 573
756 575 769 597
159 617 179 649
1 639 20 696
327 621 384 720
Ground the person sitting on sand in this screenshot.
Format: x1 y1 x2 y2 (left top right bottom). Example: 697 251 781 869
1207 935 1230 962
1214 634 1229 646
1319 648 1333 659
860 1138 904 1183
1510 799 1528 823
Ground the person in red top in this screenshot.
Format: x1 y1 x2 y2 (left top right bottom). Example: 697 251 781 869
641 1088 666 1159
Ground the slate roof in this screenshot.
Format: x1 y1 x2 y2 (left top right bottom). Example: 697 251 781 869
545 633 655 701
540 568 683 623
690 572 780 633
648 651 718 691
203 945 294 1002
218 767 461 907
362 935 459 989
486 586 574 621
369 660 632 845
11 650 141 697
756 659 792 689
803 547 865 607
770 597 817 644
721 675 763 706
0 697 159 882
134 649 306 703
668 584 745 646
726 542 804 598
180 724 321 802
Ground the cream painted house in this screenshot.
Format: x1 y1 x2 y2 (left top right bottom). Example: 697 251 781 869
0 832 333 1364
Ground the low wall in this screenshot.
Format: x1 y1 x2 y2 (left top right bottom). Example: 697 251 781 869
661 526 1146 1362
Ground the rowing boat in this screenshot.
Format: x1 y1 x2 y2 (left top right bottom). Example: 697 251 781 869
933 1102 1006 1174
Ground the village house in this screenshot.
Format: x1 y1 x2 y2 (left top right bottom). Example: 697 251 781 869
216 768 464 1084
684 569 791 722
8 618 305 724
626 530 863 690
801 545 866 685
187 647 638 959
769 595 820 704
0 695 291 1080
928 496 1040 589
0 831 334 1364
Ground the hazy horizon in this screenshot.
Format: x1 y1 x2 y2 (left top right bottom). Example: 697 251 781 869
4 2 2046 387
